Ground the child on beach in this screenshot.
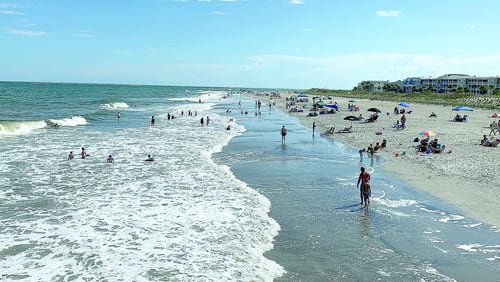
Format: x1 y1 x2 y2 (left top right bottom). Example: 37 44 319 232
362 182 371 208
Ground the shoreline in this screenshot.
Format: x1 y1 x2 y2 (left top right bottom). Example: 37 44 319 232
244 92 500 228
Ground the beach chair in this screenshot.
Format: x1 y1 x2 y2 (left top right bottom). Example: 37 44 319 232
336 125 353 133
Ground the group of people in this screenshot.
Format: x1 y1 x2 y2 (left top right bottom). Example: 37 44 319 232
68 147 154 162
360 140 386 159
480 135 500 147
453 114 468 122
416 137 445 153
357 167 371 207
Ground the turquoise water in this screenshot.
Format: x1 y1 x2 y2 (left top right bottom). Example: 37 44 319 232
0 81 499 281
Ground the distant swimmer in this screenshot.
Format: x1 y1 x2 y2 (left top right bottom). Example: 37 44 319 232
81 147 88 159
151 116 155 126
117 112 121 122
145 155 154 161
68 151 74 160
106 155 114 163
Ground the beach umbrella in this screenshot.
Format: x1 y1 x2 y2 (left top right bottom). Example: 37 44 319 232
398 102 410 108
367 107 381 113
419 130 437 137
452 106 473 111
327 104 338 109
297 93 308 97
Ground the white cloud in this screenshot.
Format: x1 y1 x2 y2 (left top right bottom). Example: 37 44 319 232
75 30 95 38
247 52 500 88
211 11 228 15
0 10 23 15
6 29 47 36
376 10 401 17
289 0 304 4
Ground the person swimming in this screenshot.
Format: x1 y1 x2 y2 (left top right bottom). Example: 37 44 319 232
106 155 114 163
145 155 154 161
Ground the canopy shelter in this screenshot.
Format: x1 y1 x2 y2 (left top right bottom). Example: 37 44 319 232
452 106 473 111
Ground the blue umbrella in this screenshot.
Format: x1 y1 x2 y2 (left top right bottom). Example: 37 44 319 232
297 93 308 97
398 102 410 108
327 104 338 109
452 106 473 111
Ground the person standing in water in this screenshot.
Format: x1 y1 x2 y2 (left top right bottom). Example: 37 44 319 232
362 182 371 208
281 125 287 145
151 116 155 126
356 166 371 205
68 151 74 160
312 121 316 136
106 155 114 163
117 112 121 122
81 147 87 159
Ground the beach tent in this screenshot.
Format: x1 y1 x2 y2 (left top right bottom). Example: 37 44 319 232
452 106 473 111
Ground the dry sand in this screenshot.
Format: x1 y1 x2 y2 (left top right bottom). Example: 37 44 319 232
247 92 500 228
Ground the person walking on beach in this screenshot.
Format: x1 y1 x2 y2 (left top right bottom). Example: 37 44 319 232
281 125 287 145
357 167 371 205
400 114 406 129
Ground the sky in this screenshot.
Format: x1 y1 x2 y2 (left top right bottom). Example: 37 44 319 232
1 0 499 89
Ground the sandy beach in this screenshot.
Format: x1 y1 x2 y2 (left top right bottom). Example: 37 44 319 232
248 92 500 228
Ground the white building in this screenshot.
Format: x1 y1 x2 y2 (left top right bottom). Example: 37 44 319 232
403 74 500 94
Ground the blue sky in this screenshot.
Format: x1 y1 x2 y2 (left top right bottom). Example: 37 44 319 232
1 0 499 89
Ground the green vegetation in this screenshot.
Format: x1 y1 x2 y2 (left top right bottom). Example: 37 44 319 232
306 88 500 110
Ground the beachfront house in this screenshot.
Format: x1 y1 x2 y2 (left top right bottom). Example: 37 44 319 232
361 74 500 94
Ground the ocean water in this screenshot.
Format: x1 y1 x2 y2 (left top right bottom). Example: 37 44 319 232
0 82 499 281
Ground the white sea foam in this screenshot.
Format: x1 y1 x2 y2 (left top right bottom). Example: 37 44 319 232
0 93 284 281
47 116 87 127
438 214 465 223
376 198 417 208
0 120 47 137
100 102 130 110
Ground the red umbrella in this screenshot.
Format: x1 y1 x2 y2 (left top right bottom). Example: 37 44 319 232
419 130 437 137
